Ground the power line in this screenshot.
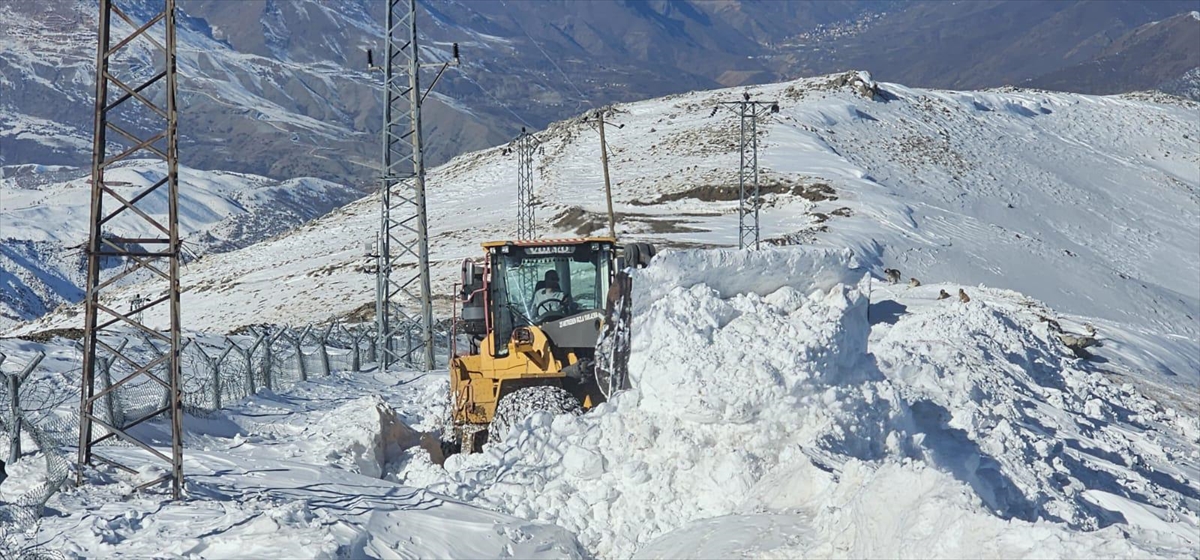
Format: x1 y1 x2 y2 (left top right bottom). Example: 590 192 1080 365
498 0 592 113
455 70 537 130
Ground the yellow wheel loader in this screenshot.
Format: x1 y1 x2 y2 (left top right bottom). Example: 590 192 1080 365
448 237 654 452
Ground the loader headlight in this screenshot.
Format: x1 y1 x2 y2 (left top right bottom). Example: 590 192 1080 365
512 327 533 346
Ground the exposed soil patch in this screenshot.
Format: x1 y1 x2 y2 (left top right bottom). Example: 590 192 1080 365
15 327 84 343
551 207 707 236
341 302 376 324
630 180 837 206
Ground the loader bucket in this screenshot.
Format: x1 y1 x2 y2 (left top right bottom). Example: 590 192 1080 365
595 268 633 398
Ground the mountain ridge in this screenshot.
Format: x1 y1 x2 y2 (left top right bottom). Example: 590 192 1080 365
3 0 1195 186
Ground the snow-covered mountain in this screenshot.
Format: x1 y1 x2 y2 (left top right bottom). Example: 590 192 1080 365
0 161 364 329
4 0 1195 185
3 72 1198 558
0 0 503 183
16 72 1196 381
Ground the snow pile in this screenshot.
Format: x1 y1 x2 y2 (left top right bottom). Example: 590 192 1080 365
420 248 897 558
304 395 442 478
420 248 1197 558
873 294 1200 540
632 247 866 308
635 460 1141 559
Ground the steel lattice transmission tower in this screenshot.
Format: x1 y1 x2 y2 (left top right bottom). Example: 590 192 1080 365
718 95 778 250
514 129 538 239
78 0 184 498
372 0 457 371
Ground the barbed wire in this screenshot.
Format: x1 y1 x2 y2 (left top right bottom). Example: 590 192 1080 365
0 320 451 556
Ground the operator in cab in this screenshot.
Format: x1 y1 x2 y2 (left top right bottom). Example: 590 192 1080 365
531 270 569 320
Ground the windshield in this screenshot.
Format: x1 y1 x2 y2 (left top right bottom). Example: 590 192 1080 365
504 255 603 322
490 243 611 355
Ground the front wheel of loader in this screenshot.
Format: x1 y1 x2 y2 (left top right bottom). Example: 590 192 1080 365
488 386 582 445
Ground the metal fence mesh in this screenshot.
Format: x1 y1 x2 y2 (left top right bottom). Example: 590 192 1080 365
0 320 449 553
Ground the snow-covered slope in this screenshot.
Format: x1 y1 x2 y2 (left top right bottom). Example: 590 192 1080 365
0 0 500 181
17 73 1196 388
6 247 1196 558
0 342 584 558
408 249 1199 558
0 161 363 329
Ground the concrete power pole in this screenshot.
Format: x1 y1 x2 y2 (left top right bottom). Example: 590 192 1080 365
584 107 623 240
78 0 185 499
371 0 457 372
597 111 616 240
719 95 778 250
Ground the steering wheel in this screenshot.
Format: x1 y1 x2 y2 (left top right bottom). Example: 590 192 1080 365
535 297 568 320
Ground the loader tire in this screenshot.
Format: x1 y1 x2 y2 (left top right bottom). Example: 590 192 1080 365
488 386 582 445
623 242 656 269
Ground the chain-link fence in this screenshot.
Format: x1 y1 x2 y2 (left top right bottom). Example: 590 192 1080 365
0 320 450 553
0 350 72 558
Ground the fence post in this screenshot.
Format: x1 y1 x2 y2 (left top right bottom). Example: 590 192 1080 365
367 327 377 366
347 325 362 373
6 371 17 464
225 336 245 399
214 345 234 410
264 330 283 392
140 334 173 413
191 342 215 411
290 330 307 382
101 339 129 429
249 333 266 395
0 352 5 483
160 338 191 411
319 324 333 377
4 351 45 464
99 356 117 429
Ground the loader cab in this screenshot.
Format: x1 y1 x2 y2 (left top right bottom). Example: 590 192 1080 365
485 239 614 358
449 237 655 450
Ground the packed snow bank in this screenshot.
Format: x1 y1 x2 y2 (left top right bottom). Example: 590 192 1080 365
872 287 1200 541
20 369 582 559
633 247 866 310
423 248 1197 558
635 460 1142 560
304 395 443 478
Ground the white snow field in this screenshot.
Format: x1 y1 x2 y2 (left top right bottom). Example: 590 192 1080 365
0 161 362 330
5 247 1196 558
1 354 585 558
2 73 1197 557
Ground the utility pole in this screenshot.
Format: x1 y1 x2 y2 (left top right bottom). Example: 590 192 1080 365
369 0 458 372
514 128 538 239
717 94 778 250
78 0 184 499
584 107 623 240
